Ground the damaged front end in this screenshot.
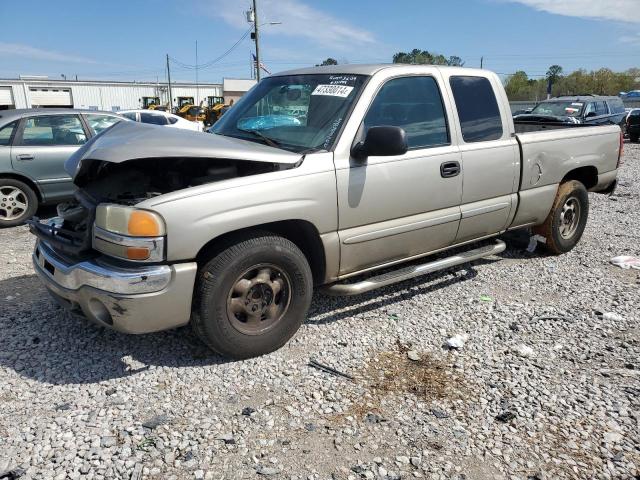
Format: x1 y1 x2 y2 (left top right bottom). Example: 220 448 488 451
29 121 302 259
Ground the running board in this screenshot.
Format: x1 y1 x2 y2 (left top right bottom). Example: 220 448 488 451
322 239 506 296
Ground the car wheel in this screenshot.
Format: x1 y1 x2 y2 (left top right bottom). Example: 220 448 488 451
534 180 589 255
0 179 38 228
193 233 313 359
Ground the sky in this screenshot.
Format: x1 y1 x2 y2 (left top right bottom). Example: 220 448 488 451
0 0 639 83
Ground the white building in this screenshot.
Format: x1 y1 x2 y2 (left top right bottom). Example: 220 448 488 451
0 76 256 111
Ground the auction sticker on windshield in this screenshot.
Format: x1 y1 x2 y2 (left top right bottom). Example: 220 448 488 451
312 85 354 97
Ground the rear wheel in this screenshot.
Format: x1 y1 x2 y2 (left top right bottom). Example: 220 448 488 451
193 233 313 359
534 180 589 255
0 179 38 228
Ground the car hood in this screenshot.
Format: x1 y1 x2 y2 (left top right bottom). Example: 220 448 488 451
65 121 302 178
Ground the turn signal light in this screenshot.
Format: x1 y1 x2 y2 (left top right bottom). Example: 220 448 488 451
126 246 151 260
128 211 162 237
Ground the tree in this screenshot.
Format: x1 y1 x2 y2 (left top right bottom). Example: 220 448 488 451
546 65 563 83
392 49 464 66
316 58 338 66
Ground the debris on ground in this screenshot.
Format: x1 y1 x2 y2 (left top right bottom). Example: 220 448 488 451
526 234 546 253
610 255 640 269
512 344 535 358
602 312 624 321
308 358 354 380
495 411 517 423
446 333 469 349
407 350 421 361
479 294 493 302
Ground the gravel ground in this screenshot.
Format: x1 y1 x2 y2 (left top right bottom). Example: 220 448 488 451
1 144 639 480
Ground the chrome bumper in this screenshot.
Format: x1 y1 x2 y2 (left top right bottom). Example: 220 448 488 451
33 241 198 334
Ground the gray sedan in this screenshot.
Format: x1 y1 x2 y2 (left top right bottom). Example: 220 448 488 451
0 109 125 226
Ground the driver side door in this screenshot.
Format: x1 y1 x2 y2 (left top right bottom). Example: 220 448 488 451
335 75 463 276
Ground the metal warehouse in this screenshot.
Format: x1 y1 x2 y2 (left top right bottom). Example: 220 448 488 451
0 77 256 111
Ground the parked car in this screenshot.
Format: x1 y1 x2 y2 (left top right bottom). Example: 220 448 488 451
515 95 627 132
0 109 125 227
626 108 640 142
120 109 202 132
29 65 622 359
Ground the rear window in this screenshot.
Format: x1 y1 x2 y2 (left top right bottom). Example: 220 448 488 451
609 99 626 114
140 112 168 125
449 76 503 142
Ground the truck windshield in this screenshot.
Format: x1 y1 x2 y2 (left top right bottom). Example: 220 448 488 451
531 101 584 118
211 74 367 153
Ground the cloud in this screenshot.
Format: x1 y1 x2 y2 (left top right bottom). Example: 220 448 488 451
0 43 99 64
504 0 640 23
620 33 640 46
202 0 375 50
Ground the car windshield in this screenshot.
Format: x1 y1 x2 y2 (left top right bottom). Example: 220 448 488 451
211 74 367 153
531 101 584 118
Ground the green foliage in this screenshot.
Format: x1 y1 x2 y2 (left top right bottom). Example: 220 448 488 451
504 65 640 100
316 58 338 66
392 49 465 66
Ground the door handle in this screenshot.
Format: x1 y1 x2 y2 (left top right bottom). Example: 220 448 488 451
440 161 460 178
17 154 35 161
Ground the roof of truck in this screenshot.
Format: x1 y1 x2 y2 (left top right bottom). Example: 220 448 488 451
272 63 486 77
542 95 622 102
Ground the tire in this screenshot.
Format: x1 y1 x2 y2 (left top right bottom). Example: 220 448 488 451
193 233 313 359
0 178 38 228
534 180 589 255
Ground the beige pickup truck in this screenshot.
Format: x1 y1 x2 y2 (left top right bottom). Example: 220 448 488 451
29 65 623 359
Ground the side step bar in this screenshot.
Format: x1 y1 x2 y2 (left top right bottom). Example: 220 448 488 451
322 239 506 296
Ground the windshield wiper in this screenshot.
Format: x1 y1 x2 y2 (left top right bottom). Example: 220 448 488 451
237 128 281 149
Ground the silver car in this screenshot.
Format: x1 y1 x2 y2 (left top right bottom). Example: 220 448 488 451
0 109 125 227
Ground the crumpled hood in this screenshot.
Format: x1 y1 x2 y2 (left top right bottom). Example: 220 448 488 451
65 120 302 178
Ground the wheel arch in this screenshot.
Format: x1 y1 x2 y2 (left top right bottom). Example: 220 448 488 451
195 219 327 286
560 166 598 190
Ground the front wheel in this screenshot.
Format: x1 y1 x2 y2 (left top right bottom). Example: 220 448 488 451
193 233 313 359
0 179 38 228
534 180 589 255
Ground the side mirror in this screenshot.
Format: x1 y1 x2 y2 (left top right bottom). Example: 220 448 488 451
351 126 408 161
585 111 597 118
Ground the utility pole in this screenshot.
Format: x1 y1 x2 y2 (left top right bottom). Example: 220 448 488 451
480 56 484 69
195 40 200 106
253 0 261 81
166 54 173 111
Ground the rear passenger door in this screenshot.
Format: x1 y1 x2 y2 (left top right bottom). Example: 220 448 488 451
335 74 463 275
445 75 519 242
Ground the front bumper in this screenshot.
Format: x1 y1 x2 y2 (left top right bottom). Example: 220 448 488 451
33 241 197 334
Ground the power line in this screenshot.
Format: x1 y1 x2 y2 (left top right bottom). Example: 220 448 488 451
169 27 253 70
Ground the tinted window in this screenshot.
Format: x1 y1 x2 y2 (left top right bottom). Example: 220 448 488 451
0 121 17 146
86 114 121 134
140 112 168 125
609 99 625 114
595 101 608 116
364 76 449 149
584 103 596 116
630 110 640 117
122 112 137 121
168 116 178 124
450 76 503 142
21 115 87 146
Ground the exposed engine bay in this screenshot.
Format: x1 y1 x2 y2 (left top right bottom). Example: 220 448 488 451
30 157 291 258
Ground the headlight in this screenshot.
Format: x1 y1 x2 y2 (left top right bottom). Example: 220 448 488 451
93 205 166 262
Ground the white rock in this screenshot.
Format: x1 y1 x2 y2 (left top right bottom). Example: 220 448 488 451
446 334 469 349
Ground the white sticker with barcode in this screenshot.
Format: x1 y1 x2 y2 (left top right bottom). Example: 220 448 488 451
311 84 354 97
